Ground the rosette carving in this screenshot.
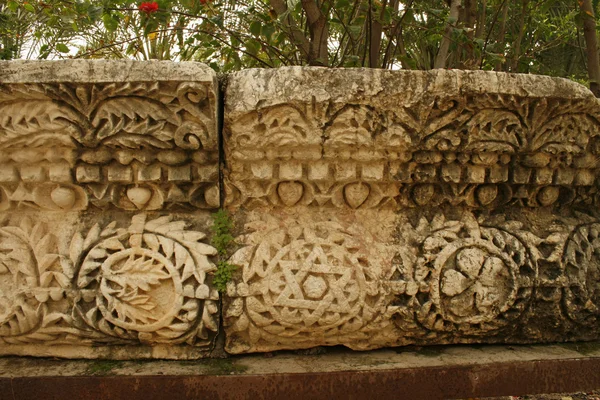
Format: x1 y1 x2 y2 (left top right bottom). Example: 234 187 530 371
393 213 537 335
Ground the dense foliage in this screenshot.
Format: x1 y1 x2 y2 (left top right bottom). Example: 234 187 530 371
0 0 599 84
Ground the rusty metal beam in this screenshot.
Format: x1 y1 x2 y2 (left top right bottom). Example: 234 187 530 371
1 357 599 400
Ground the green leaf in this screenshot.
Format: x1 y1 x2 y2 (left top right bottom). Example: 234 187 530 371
144 18 159 36
102 13 119 32
348 25 362 36
87 6 103 21
250 21 262 37
210 15 224 28
56 43 69 53
126 42 138 56
23 3 35 12
7 1 18 12
262 23 275 41
382 8 392 25
274 32 286 44
245 38 260 55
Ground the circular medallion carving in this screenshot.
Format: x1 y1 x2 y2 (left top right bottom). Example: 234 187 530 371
563 223 600 325
74 214 218 344
239 222 380 338
415 220 535 334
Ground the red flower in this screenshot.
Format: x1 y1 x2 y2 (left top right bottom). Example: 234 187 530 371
199 0 208 4
139 2 159 13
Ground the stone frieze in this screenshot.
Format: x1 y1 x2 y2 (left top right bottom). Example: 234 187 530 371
223 68 600 353
3 63 600 357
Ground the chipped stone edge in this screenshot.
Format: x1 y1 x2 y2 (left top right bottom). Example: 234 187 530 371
225 67 598 117
0 60 216 84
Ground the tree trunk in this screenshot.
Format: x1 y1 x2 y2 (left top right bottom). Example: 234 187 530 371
435 0 461 69
459 0 477 68
475 0 487 40
509 0 528 72
473 0 487 69
580 0 600 97
494 0 509 71
301 0 330 66
369 0 388 67
269 0 311 63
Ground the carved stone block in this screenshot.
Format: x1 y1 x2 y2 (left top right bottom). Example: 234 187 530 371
223 68 600 353
0 61 220 359
0 60 219 212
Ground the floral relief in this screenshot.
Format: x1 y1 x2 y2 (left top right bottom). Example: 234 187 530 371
0 80 219 211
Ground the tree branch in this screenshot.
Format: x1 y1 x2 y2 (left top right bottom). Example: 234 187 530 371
269 0 311 62
301 0 330 65
435 0 461 69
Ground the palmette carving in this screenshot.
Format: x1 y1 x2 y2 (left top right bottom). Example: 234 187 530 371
0 80 219 211
0 81 214 149
225 94 600 209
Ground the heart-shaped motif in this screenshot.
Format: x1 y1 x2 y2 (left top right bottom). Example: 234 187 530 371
476 184 498 206
411 184 435 206
127 186 153 209
204 185 220 208
343 182 370 209
50 186 76 209
277 181 304 206
537 186 560 206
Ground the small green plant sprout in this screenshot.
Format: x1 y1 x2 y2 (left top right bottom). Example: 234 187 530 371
211 209 235 256
213 261 237 293
211 209 237 293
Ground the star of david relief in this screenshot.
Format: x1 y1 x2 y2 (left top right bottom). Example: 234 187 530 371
224 218 387 351
270 242 363 328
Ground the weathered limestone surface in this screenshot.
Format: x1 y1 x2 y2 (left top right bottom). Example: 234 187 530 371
223 68 600 353
4 62 600 359
0 61 220 359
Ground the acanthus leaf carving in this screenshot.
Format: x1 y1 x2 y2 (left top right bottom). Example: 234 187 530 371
0 216 66 342
0 80 219 212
